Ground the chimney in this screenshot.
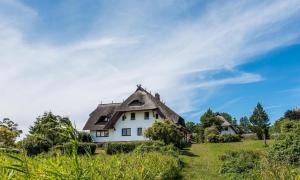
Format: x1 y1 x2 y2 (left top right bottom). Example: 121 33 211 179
155 93 160 101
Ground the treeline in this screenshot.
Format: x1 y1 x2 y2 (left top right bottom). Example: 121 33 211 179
187 103 270 144
0 112 93 156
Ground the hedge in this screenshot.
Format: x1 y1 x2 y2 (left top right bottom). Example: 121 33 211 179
54 142 96 155
103 141 163 154
207 134 241 143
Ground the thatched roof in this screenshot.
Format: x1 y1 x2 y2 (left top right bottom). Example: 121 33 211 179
217 115 238 133
83 85 185 130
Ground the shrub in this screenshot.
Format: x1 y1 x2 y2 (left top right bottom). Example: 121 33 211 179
77 132 92 142
204 126 220 143
103 141 161 154
268 133 300 165
22 135 51 156
206 134 220 143
134 142 179 156
54 142 96 155
218 134 241 143
144 120 185 148
268 119 300 165
219 150 260 174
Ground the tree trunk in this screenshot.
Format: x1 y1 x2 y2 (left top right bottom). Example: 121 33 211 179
263 133 267 146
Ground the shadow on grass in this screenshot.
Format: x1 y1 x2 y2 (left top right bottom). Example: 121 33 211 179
180 148 199 157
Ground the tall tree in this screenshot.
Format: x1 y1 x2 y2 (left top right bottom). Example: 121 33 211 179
284 109 300 120
0 118 22 147
250 103 270 146
186 122 196 133
29 112 73 145
0 118 22 137
239 116 251 133
200 108 223 129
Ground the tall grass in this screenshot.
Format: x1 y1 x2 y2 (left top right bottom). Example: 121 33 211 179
0 152 180 179
0 125 181 180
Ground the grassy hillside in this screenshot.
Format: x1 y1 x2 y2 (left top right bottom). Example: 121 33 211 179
179 140 272 180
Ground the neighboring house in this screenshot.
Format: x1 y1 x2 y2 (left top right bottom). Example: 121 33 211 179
83 85 186 142
217 116 238 135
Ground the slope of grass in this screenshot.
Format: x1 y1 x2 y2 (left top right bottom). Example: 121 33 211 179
179 140 272 180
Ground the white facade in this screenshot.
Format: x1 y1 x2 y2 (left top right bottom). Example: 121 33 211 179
220 126 236 135
90 110 159 142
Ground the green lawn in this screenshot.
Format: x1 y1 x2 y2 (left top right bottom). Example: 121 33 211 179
179 140 272 180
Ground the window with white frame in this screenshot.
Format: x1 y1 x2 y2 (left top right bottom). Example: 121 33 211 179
96 130 109 137
137 128 143 136
122 128 131 136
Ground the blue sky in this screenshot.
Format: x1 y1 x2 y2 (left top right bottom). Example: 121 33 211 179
1 0 300 134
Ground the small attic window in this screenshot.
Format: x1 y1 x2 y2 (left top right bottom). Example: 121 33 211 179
96 116 108 123
129 100 144 106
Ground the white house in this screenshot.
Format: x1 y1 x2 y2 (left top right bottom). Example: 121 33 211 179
217 115 238 135
83 85 186 142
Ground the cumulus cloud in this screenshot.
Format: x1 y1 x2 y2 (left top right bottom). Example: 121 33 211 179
1 0 300 136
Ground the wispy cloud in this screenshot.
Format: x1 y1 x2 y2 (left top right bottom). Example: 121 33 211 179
1 0 300 135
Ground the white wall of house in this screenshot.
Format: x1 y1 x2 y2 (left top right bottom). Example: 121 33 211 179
90 110 160 142
220 126 236 135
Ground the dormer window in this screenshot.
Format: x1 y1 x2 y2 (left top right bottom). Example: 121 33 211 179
96 116 108 124
129 100 144 106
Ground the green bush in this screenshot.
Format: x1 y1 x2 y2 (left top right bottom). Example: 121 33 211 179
144 120 185 148
206 134 220 143
103 141 161 154
134 142 179 156
54 142 96 155
218 134 241 143
219 150 260 174
22 135 52 156
77 132 92 142
268 133 300 165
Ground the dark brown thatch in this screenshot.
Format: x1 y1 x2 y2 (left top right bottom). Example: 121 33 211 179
83 85 185 130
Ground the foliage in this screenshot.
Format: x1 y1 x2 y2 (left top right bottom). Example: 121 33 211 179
206 134 220 143
0 128 17 147
204 126 220 143
0 118 22 147
204 126 219 138
54 142 96 155
0 151 181 179
29 112 73 146
0 118 22 137
194 124 205 143
218 134 241 143
250 103 270 142
219 150 260 174
268 123 300 165
134 142 179 156
179 140 271 179
284 109 300 120
200 109 223 129
239 116 252 133
185 121 196 133
77 131 92 142
144 120 184 148
21 135 52 156
103 141 160 154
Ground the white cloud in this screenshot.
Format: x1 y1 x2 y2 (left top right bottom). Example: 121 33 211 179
1 0 300 137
